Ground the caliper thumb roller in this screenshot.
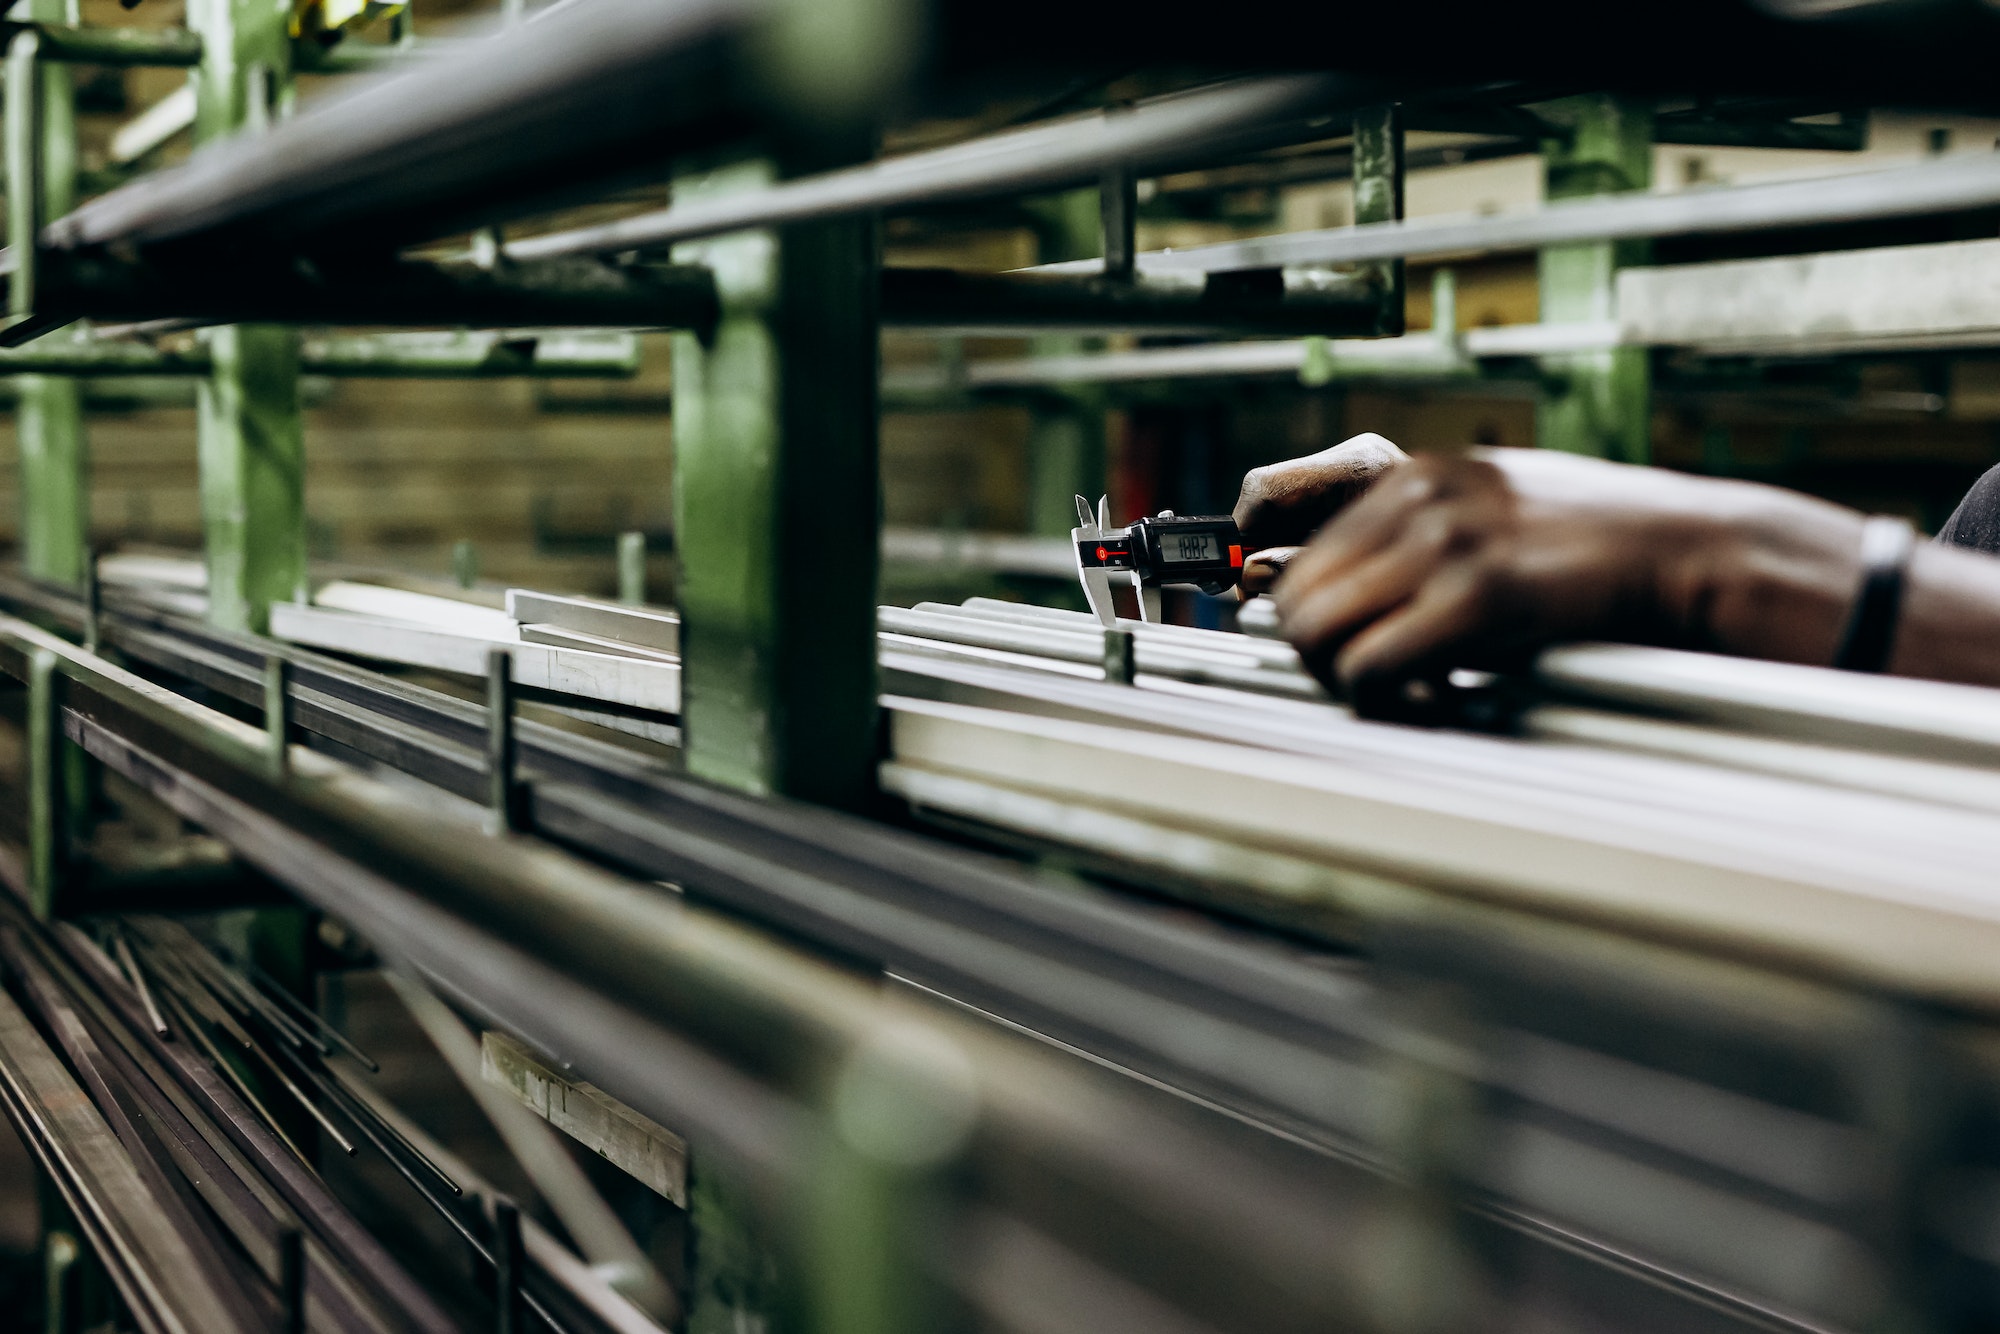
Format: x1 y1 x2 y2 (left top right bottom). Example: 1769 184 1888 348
1071 494 1246 627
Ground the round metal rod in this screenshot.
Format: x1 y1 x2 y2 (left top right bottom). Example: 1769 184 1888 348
503 75 1355 262
1030 149 2000 277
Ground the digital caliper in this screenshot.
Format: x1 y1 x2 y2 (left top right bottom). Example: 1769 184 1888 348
1072 494 1247 627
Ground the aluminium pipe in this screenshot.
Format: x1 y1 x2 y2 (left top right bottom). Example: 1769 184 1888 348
503 74 1373 263
879 264 1387 337
43 0 770 255
1027 148 2000 277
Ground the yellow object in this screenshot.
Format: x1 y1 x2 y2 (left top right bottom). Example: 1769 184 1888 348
290 0 404 41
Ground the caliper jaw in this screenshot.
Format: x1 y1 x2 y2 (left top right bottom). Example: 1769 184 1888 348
1072 494 1119 628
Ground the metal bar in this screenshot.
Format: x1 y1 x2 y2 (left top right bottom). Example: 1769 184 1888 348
268 601 681 713
0 328 642 376
263 655 289 778
81 548 98 653
889 311 1609 392
485 648 518 835
5 948 271 1334
1027 147 2000 278
275 1228 302 1334
108 82 194 167
0 614 1393 1334
507 587 678 653
27 646 67 920
492 1197 523 1334
20 252 719 339
111 930 171 1039
0 981 242 1334
25 913 459 1334
505 76 1355 263
11 587 1993 1326
44 0 773 255
1099 165 1135 284
880 265 1382 336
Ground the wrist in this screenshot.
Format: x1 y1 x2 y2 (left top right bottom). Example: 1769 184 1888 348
1655 486 1868 664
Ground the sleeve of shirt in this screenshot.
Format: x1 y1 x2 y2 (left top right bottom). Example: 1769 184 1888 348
1938 464 2000 554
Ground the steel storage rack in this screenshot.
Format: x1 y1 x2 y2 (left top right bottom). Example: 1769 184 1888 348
13 2 2000 1333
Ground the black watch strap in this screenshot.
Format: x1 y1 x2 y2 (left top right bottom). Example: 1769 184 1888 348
1832 516 1917 674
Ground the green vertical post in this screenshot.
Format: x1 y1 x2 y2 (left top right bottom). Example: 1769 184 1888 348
671 153 882 1334
1025 187 1107 538
1537 96 1653 462
189 0 305 634
1352 104 1406 336
670 157 881 809
9 0 89 586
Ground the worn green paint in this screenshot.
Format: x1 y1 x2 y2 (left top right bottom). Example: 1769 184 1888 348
1537 96 1653 462
1352 104 1406 337
10 0 89 585
198 325 305 633
670 158 881 809
1024 186 1106 537
671 156 880 1334
188 0 304 635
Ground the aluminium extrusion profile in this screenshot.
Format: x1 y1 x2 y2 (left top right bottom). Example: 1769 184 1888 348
20 610 1942 1329
4 579 1994 1329
506 588 679 653
879 691 2000 1011
268 601 681 715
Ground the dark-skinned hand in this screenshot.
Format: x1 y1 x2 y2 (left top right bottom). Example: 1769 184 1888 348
1234 433 1410 594
1269 447 1874 712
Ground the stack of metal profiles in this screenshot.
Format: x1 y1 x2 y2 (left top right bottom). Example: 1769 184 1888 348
9 558 2000 1333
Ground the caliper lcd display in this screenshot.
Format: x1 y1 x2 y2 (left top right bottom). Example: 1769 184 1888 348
1157 532 1221 564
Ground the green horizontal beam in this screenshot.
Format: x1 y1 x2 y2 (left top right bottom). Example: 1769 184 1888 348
0 330 641 377
21 24 203 68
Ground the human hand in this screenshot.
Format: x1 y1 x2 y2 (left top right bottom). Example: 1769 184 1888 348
1269 447 1868 712
1234 433 1410 593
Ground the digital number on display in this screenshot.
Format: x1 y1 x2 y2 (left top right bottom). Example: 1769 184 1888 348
1158 532 1221 564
